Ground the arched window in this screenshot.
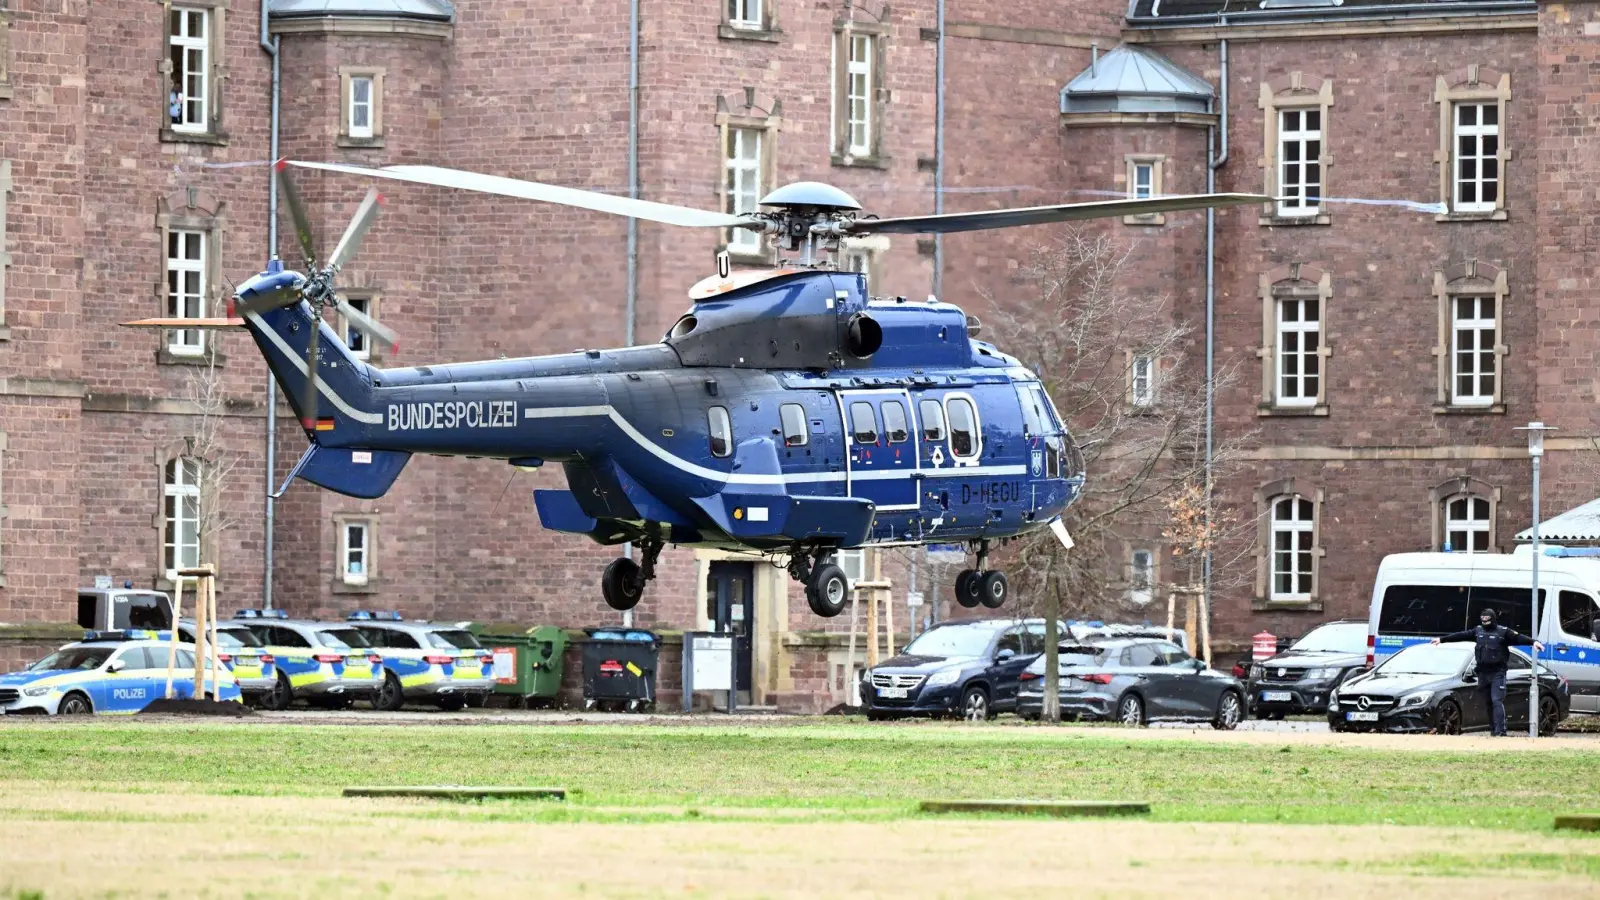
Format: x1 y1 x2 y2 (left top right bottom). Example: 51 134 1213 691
1271 495 1315 601
164 457 201 579
1444 494 1492 553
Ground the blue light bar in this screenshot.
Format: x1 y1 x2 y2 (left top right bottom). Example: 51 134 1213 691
1544 547 1600 558
347 610 401 621
81 629 162 642
233 608 289 619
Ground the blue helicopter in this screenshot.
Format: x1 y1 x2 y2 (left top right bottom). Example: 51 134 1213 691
126 161 1266 618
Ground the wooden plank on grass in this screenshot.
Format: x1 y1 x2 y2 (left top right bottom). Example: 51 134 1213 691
919 799 1149 817
343 786 566 800
1555 814 1600 832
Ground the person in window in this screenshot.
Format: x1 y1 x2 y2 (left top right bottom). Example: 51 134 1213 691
1431 607 1542 737
169 84 183 124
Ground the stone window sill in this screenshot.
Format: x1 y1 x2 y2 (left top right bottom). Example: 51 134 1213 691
1253 596 1323 613
157 348 227 367
1257 404 1328 417
831 153 890 171
1435 209 1507 223
1433 403 1505 416
161 127 229 147
332 579 381 596
1260 214 1331 227
718 24 781 42
0 84 11 101
336 135 385 150
0 324 11 342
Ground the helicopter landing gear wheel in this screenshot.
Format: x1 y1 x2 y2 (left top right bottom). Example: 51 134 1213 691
806 563 849 618
601 558 644 611
954 570 982 608
978 571 1008 609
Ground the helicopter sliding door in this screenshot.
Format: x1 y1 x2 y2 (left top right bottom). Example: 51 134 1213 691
837 389 920 512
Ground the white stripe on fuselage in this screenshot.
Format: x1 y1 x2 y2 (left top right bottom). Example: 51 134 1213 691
523 405 1027 486
245 312 385 425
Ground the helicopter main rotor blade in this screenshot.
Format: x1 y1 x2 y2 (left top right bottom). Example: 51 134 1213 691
326 187 383 273
843 193 1272 236
332 296 398 351
274 161 320 267
285 160 753 230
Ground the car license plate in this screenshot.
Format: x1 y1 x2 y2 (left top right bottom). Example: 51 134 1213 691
1261 691 1293 702
878 687 907 699
1346 711 1379 722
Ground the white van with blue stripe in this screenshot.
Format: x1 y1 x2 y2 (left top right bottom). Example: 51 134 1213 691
1367 547 1600 713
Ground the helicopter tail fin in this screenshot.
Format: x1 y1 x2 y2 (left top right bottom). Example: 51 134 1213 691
238 300 384 437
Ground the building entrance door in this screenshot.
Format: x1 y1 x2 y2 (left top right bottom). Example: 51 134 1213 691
707 561 755 702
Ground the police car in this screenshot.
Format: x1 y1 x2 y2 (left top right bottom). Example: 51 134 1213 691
0 630 242 715
232 610 383 710
176 619 276 703
347 611 494 711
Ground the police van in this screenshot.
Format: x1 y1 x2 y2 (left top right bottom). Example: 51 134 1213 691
1368 547 1600 713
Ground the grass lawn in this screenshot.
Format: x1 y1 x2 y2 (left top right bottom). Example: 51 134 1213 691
2 719 1597 831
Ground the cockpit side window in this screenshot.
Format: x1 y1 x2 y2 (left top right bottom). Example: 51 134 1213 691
780 403 808 447
918 399 946 442
947 396 981 460
882 401 909 443
1015 384 1046 437
709 406 732 458
850 402 879 445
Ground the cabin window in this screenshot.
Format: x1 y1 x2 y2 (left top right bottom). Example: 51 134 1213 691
881 401 909 443
918 399 946 442
946 396 980 460
780 403 808 447
708 406 732 458
849 401 878 445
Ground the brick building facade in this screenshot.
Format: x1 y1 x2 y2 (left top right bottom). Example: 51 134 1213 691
2 0 1597 707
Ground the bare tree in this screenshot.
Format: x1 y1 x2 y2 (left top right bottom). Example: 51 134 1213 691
979 226 1254 721
181 323 242 596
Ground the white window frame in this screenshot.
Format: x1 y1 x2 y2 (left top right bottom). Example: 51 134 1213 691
725 127 763 256
164 457 201 582
845 33 874 158
1132 162 1154 200
1444 494 1491 553
728 0 763 31
1130 549 1154 606
167 228 206 356
348 75 374 140
167 7 209 134
1269 495 1315 602
1275 296 1320 408
942 392 983 463
1277 107 1323 218
1452 101 1499 214
341 520 371 585
340 294 374 361
1131 353 1155 408
837 549 865 588
1450 294 1496 407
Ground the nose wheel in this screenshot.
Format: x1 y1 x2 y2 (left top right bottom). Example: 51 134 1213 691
954 541 1008 609
601 538 662 612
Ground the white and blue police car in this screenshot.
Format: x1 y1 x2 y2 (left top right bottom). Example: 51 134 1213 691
0 630 242 715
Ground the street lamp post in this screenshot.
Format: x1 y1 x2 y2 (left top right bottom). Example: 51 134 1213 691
1515 422 1555 738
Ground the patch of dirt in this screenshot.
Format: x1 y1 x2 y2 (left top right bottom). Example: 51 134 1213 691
1 785 1597 899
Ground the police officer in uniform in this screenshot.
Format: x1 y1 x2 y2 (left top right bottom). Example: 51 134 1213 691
1432 608 1543 737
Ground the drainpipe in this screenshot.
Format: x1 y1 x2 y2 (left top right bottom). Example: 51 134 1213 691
932 0 945 300
261 1 281 609
1203 38 1228 621
621 0 641 626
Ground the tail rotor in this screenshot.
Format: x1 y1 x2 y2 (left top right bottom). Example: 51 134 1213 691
235 160 399 433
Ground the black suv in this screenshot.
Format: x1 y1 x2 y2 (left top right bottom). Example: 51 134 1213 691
1247 619 1369 718
862 618 1054 721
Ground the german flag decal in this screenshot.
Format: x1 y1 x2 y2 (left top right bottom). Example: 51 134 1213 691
315 418 336 432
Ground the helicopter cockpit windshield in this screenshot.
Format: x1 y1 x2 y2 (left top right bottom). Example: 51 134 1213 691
1016 381 1081 480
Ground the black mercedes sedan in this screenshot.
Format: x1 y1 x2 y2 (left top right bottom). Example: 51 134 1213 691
1015 637 1247 729
1329 642 1570 735
1247 619 1370 719
862 619 1051 721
